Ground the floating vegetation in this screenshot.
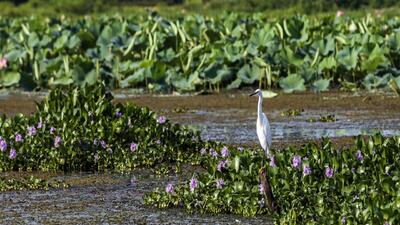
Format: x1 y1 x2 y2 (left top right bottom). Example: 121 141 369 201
280 108 304 117
0 176 68 191
0 84 203 172
145 134 400 224
308 114 337 122
172 107 189 113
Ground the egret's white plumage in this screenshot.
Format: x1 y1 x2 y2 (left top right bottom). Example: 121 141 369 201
250 89 272 156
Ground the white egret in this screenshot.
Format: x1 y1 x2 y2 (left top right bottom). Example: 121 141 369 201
250 89 276 212
250 89 272 156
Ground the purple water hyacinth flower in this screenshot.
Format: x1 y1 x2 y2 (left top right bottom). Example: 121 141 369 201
130 142 137 152
50 127 56 134
341 216 346 224
15 134 23 142
37 121 43 129
0 138 7 152
325 166 334 178
189 177 198 193
216 178 225 189
269 156 276 168
115 111 122 118
54 136 62 148
27 126 36 136
100 140 107 149
210 148 219 158
166 183 174 194
292 155 302 169
221 146 229 157
157 116 166 124
200 148 207 155
356 150 363 161
156 140 161 145
259 183 265 194
9 148 16 159
217 160 227 172
384 221 390 225
237 147 244 152
303 165 312 176
93 139 99 146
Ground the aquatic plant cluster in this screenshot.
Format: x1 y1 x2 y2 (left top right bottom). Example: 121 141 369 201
0 175 68 191
0 84 202 172
0 13 400 93
144 134 400 224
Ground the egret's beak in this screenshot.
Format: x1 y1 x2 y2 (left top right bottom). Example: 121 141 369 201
249 91 258 97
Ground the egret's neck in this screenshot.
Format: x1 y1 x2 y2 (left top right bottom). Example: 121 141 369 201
257 95 263 117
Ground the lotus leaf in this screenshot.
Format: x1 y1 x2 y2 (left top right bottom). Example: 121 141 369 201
279 74 306 93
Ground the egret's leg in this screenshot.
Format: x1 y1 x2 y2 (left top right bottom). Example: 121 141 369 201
265 147 270 158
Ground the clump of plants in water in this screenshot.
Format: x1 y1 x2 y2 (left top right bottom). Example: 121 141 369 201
145 134 400 224
0 84 203 172
0 175 68 191
281 108 304 117
308 114 337 122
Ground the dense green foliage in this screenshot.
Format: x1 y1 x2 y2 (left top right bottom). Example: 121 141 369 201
0 84 202 172
1 13 400 93
145 134 400 224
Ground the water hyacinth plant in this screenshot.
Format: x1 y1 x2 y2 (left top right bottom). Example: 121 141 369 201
166 183 174 194
0 84 202 172
0 176 68 192
292 155 302 168
9 148 16 159
0 138 7 152
15 134 23 142
145 134 400 224
189 177 198 193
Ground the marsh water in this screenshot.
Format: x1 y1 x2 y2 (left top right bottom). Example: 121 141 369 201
0 90 399 224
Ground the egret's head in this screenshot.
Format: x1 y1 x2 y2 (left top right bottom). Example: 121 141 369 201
249 89 262 97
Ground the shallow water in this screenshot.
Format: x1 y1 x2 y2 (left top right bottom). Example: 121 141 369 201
129 92 400 147
0 170 270 224
173 108 400 145
0 91 399 224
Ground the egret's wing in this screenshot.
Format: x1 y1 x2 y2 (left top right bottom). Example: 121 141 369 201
261 113 272 149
